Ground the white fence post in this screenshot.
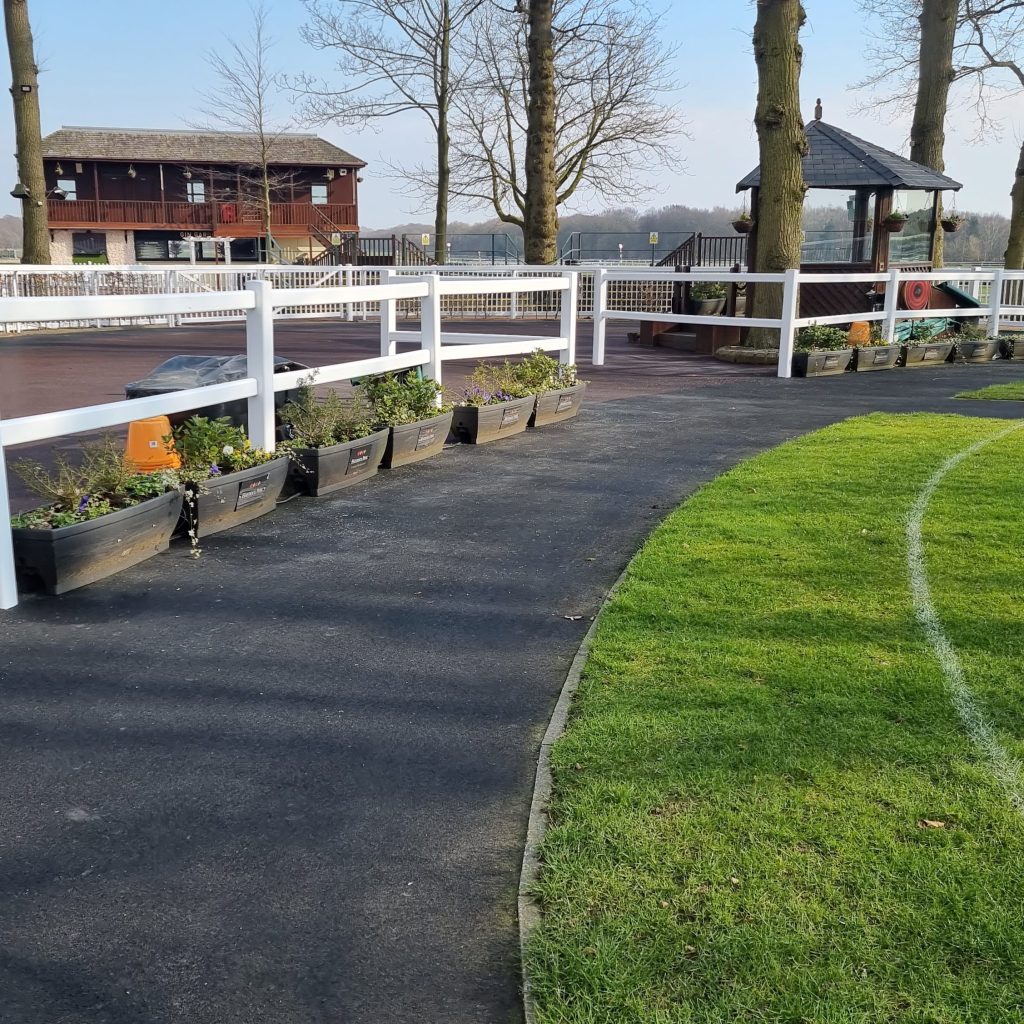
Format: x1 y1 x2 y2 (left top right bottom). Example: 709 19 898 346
510 268 519 319
0 422 18 610
421 275 443 404
560 271 578 365
882 269 901 343
245 278 277 452
343 264 354 322
776 268 800 379
380 268 397 356
988 267 1004 336
163 269 176 328
592 267 608 366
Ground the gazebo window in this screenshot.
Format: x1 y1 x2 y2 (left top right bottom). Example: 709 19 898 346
888 189 936 264
801 188 877 265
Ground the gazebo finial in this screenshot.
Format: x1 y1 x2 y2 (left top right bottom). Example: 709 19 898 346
814 98 823 121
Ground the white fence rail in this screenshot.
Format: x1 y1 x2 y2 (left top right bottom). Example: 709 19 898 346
0 273 578 610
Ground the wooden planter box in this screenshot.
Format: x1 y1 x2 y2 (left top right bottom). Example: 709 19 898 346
958 339 1000 363
900 341 955 367
531 383 587 427
12 489 182 595
186 458 290 538
853 344 900 372
289 429 389 496
382 411 454 469
449 395 536 445
792 347 853 377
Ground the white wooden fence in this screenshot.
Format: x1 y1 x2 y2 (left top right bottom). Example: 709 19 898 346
0 273 576 610
591 266 1024 377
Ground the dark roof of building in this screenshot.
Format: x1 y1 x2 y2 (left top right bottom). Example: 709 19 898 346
41 127 366 168
736 120 961 192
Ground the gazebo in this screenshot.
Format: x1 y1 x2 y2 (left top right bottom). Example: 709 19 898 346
737 112 963 318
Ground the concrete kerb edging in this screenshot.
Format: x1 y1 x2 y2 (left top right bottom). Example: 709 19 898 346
517 563 633 1024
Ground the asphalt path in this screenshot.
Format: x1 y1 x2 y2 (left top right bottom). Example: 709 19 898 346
1 358 1023 1023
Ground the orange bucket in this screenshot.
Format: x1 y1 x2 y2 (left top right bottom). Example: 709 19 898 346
848 321 872 346
126 416 180 472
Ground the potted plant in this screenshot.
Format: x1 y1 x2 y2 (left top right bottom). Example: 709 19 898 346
883 211 908 233
688 281 727 316
940 212 966 233
792 323 853 377
279 382 389 495
9 436 182 595
171 416 290 537
362 372 454 469
954 323 1001 363
852 324 901 371
900 322 956 367
509 349 588 427
732 212 754 234
449 362 537 445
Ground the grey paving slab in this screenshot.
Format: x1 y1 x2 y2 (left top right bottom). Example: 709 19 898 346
1 360 1022 1023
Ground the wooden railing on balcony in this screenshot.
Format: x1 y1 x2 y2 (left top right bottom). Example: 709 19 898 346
46 199 358 231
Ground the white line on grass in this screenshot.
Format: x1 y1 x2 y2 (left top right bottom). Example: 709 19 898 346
906 420 1024 813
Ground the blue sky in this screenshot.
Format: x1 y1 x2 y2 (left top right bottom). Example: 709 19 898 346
2 0 1020 226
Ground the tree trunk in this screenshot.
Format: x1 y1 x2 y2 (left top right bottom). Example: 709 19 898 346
910 0 957 267
262 162 272 263
747 0 806 348
523 0 558 264
4 0 49 264
1005 139 1024 269
434 1 451 265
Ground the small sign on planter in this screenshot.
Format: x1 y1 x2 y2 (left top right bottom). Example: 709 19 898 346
347 445 372 474
555 394 575 413
235 472 271 510
415 425 436 451
500 407 521 429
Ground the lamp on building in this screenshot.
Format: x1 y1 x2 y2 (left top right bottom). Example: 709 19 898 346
50 186 68 200
54 162 64 175
356 175 364 182
325 168 335 180
184 168 192 179
128 164 137 179
10 182 30 200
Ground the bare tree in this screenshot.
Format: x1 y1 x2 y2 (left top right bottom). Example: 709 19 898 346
293 0 486 264
4 0 48 263
450 0 681 263
195 3 293 261
856 0 1024 268
956 0 1024 266
747 0 807 347
857 0 959 265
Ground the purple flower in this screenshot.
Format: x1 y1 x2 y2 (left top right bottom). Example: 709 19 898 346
77 495 90 513
209 463 222 476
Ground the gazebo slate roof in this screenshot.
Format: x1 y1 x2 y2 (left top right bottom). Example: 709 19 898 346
736 120 961 192
41 127 366 168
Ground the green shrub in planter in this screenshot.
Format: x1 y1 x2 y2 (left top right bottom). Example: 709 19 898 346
690 281 727 301
279 384 387 496
362 372 453 469
795 324 850 351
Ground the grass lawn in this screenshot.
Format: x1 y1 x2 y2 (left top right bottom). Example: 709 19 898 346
529 413 1024 1024
957 381 1024 401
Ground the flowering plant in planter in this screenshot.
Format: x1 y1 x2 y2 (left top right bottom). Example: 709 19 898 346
11 436 178 529
9 436 184 595
169 416 290 542
170 415 279 478
794 323 850 351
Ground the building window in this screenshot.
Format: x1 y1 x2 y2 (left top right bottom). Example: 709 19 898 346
187 180 206 203
72 231 105 256
311 184 328 205
57 178 77 201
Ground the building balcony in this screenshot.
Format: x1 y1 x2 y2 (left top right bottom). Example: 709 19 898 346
46 199 358 236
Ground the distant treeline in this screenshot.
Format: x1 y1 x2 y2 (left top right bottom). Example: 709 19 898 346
374 203 1011 265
